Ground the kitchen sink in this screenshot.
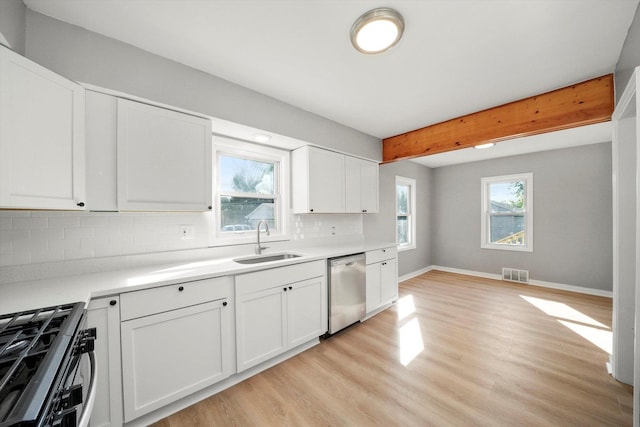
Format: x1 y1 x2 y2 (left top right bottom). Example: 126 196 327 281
233 253 303 264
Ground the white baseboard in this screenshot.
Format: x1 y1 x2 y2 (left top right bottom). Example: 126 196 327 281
398 266 435 282
403 265 613 298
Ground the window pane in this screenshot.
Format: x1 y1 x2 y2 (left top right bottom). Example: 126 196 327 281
490 214 525 244
220 197 275 231
220 155 274 194
397 184 409 214
397 215 409 245
488 180 526 245
489 181 525 213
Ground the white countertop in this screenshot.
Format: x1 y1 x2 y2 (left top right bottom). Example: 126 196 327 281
0 241 395 315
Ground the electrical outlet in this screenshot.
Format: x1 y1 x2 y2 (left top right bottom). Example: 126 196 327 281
180 225 195 240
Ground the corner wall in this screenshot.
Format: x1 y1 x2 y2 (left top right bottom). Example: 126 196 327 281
0 0 26 54
431 142 613 292
363 161 433 278
616 2 640 99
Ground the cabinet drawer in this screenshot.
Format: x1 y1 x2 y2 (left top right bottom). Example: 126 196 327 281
120 276 232 321
366 247 397 265
236 260 325 295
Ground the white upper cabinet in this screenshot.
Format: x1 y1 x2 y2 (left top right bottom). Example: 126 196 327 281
0 45 86 210
117 98 212 211
85 90 212 211
345 156 379 213
292 145 379 214
292 146 345 213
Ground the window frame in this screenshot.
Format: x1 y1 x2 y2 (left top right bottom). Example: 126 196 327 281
480 172 533 252
210 135 290 246
396 176 417 251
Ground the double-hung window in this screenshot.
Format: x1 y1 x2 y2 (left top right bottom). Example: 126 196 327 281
212 136 289 244
481 173 533 252
396 176 416 251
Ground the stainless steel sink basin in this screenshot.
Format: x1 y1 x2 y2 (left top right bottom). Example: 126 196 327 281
233 253 302 264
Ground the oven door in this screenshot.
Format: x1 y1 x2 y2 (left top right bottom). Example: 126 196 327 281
44 328 97 427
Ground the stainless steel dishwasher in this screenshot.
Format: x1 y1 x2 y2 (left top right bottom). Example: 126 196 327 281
328 253 366 334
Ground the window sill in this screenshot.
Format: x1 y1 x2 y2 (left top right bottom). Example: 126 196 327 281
481 243 533 252
398 244 416 252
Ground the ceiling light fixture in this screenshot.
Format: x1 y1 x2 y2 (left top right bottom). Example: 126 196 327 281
474 142 496 149
350 8 404 54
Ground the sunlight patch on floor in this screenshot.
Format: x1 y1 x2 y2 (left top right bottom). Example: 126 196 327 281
397 294 416 321
520 295 612 355
399 317 424 366
557 320 612 354
520 295 608 328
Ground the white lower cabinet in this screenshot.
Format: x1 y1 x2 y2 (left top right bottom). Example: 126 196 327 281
235 261 326 372
120 277 233 422
287 277 326 348
366 247 398 315
87 297 122 427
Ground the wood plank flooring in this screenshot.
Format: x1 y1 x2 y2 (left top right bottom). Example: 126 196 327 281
152 271 632 426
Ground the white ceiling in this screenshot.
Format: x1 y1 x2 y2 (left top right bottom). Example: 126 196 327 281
23 0 638 166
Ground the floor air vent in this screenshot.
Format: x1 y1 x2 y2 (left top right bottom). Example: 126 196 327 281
502 267 529 284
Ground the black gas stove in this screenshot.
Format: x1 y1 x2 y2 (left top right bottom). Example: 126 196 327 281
0 303 96 427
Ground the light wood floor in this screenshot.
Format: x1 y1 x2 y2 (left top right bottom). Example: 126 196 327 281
153 271 632 426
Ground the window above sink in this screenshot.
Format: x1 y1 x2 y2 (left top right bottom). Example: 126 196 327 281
210 136 290 246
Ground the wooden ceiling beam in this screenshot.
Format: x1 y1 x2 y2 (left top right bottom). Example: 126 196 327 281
382 74 614 163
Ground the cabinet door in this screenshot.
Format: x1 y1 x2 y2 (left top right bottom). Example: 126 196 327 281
345 156 362 213
87 297 122 427
117 98 212 211
0 45 85 209
85 90 118 211
287 276 327 348
121 300 231 422
345 156 379 213
236 286 287 372
307 147 345 213
365 263 382 313
359 159 379 213
380 258 398 305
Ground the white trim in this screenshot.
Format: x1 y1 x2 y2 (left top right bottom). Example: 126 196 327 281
417 265 613 298
398 266 434 282
481 173 533 252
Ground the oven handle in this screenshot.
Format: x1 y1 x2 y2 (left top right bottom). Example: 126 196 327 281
78 351 97 427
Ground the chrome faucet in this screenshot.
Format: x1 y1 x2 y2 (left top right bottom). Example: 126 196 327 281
255 220 270 255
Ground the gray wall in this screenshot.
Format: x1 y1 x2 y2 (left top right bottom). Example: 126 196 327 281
22 10 380 160
0 0 25 54
431 142 613 291
364 161 433 278
616 2 640 99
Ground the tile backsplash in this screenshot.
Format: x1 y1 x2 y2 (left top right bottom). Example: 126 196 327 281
0 210 363 268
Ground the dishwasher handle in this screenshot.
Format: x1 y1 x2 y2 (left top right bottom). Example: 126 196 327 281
329 253 365 267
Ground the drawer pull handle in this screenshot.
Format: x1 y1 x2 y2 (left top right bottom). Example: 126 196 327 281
288 286 292 290
222 301 228 307
109 300 117 306
283 287 287 292
178 286 184 292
